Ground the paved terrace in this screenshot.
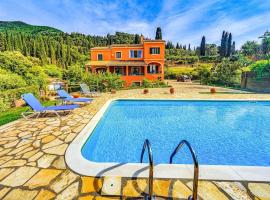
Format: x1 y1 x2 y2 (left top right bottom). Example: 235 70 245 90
0 81 270 200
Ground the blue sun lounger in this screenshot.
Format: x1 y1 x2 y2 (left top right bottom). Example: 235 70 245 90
57 90 93 103
21 93 79 119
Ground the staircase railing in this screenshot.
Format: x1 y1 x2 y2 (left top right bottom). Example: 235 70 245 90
140 139 154 200
170 140 199 200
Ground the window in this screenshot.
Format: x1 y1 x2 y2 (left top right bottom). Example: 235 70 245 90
147 64 158 74
97 54 103 61
130 50 142 58
115 52 122 59
150 47 160 54
131 67 141 75
115 67 124 75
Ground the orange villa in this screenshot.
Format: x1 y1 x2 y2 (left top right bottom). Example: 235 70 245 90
85 37 165 87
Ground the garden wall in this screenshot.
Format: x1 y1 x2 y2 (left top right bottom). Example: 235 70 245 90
241 72 270 93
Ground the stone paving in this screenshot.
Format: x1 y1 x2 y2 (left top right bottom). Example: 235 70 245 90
0 81 270 200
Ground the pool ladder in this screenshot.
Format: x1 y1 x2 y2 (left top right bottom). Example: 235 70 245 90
140 139 199 200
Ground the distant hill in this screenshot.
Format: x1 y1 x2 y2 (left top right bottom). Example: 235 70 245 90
0 21 62 34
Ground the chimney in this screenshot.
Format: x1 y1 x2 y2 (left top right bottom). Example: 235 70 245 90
140 35 144 44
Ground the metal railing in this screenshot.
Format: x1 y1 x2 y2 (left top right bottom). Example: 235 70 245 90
170 140 199 200
140 139 154 200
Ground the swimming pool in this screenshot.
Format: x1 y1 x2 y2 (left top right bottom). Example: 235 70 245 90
82 100 270 166
66 99 270 181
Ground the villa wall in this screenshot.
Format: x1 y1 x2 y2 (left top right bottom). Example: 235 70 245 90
241 72 270 93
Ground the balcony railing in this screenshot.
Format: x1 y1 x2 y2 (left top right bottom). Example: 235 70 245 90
128 73 145 76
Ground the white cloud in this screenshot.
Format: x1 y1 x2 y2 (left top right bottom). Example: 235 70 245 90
0 0 269 49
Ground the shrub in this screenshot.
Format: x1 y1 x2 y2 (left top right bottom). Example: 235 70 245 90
83 72 124 92
0 51 50 90
0 98 10 112
43 65 62 78
193 65 212 84
25 66 49 90
142 79 167 88
249 60 270 78
0 69 27 90
199 55 218 63
142 79 151 88
165 67 194 79
211 59 242 86
0 85 39 108
0 51 40 76
63 65 84 84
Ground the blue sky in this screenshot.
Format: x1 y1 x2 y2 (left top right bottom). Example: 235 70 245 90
0 0 269 48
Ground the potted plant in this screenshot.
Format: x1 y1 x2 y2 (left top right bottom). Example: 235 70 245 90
111 89 116 94
170 87 175 94
73 93 80 98
210 88 216 94
143 88 149 94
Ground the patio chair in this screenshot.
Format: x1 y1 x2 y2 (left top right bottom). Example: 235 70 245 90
80 83 101 97
57 89 93 103
21 93 79 119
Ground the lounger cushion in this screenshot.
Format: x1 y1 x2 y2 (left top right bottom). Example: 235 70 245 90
22 93 45 112
57 90 93 102
64 97 93 102
45 104 79 110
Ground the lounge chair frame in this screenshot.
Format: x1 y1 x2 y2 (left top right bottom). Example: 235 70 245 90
80 83 101 97
21 108 74 120
21 93 78 121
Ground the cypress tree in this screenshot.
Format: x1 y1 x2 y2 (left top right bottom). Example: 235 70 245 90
200 36 206 56
22 39 29 56
56 42 61 67
5 32 12 51
224 32 229 57
66 37 72 66
155 27 162 40
49 41 56 64
176 43 179 49
183 45 186 50
231 41 236 55
188 44 191 51
227 33 232 57
0 33 6 51
37 35 47 65
32 39 37 57
60 42 66 69
17 33 23 51
220 31 226 57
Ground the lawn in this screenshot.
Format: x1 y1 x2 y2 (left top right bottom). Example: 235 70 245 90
0 100 57 126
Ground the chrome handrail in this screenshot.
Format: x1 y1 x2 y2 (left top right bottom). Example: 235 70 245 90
140 139 154 200
170 140 199 200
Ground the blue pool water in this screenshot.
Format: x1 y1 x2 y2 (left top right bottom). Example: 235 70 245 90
81 100 270 166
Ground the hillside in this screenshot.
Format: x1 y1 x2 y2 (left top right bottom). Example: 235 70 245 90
0 21 62 34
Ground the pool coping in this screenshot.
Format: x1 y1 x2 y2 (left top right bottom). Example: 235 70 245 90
65 98 270 181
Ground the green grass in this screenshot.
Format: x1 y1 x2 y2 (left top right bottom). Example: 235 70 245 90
0 100 57 126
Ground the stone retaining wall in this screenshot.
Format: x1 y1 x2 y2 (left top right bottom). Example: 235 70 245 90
241 72 270 93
